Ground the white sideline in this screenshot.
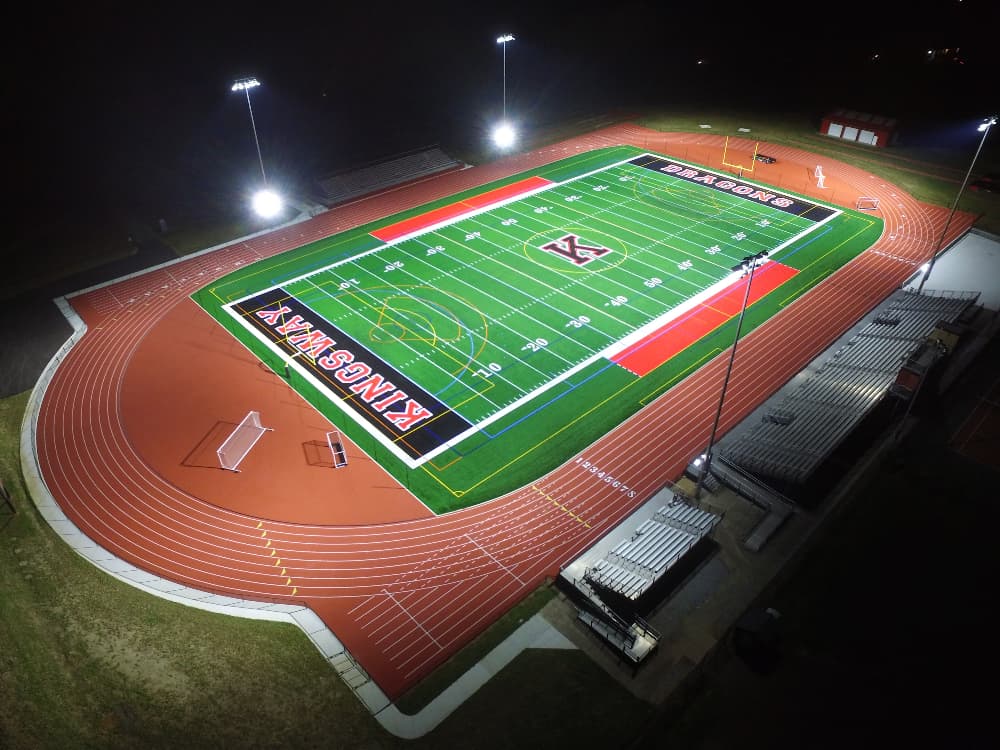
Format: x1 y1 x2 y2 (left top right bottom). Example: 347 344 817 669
19 233 575 740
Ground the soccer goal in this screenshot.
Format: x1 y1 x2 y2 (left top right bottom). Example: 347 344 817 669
326 430 348 469
217 411 273 472
857 196 881 211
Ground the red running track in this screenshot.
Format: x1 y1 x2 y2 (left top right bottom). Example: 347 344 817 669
33 125 976 700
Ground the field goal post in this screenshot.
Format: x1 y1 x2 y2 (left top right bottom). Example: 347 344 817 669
217 411 273 472
857 196 881 211
326 430 348 468
722 135 758 175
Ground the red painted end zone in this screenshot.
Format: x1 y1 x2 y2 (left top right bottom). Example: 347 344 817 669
612 261 800 377
370 175 553 242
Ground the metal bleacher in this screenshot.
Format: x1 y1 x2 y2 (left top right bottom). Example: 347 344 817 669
583 495 720 601
315 145 465 207
722 289 979 485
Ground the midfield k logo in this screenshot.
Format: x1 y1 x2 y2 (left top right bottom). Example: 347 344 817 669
540 234 612 266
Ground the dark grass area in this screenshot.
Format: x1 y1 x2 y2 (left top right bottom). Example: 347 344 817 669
4 110 1000 749
416 649 654 749
394 585 556 714
629 325 1000 748
0 393 647 749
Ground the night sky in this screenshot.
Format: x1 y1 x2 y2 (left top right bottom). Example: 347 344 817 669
3 2 998 255
0 3 998 742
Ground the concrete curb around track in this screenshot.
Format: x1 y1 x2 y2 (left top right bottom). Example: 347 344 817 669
17 222 576 741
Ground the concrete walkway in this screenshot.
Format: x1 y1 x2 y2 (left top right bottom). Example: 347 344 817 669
17 201 581 740
19 214 1000 739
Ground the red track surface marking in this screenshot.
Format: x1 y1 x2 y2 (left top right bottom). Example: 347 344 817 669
35 125 978 700
118 296 430 526
613 262 799 376
369 175 552 241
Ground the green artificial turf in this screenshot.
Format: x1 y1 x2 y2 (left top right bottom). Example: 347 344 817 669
193 146 882 512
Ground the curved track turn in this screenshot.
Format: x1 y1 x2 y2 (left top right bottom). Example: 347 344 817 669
33 125 976 699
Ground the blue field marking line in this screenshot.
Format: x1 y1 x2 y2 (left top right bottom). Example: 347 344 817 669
773 226 835 264
628 153 841 223
293 275 502 407
479 358 621 440
229 153 651 303
226 287 475 467
224 154 851 465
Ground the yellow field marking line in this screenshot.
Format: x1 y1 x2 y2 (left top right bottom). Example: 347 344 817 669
638 348 723 405
204 147 641 307
334 290 480 376
721 136 758 174
534 147 637 181
206 232 370 305
304 260 502 390
256 521 297 596
428 453 463 472
778 221 877 307
226 281 504 452
630 158 840 237
236 220 875 498
366 288 494 381
423 358 665 497
520 225 631 277
579 205 738 278
373 305 438 347
632 170 729 218
531 485 591 528
423 208 858 495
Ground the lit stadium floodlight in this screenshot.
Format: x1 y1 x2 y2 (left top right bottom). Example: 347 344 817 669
916 114 997 293
231 77 260 92
492 121 517 149
695 251 768 500
251 188 284 219
231 76 267 186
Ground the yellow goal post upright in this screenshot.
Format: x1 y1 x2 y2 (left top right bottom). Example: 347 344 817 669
721 136 760 176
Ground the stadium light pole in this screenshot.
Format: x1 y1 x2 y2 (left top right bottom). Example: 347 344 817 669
916 115 997 293
231 77 284 219
497 34 514 120
231 77 267 185
694 251 768 500
492 34 517 149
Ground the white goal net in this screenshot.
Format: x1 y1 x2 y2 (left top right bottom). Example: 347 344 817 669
217 411 273 472
326 430 348 468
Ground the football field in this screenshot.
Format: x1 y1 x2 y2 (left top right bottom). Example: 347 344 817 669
195 146 883 511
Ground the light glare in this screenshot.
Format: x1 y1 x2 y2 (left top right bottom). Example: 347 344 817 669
492 122 517 149
252 188 283 218
231 77 261 92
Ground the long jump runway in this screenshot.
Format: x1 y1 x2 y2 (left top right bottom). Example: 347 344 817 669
32 125 975 701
